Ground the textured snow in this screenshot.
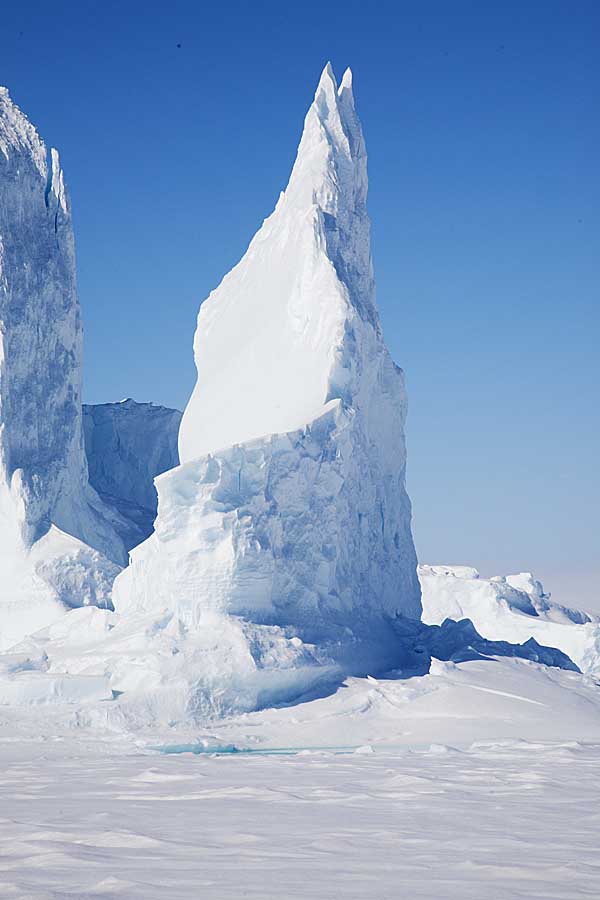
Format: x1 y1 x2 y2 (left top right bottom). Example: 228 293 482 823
0 87 128 650
0 577 581 729
1 661 600 898
420 565 600 674
110 65 419 713
83 399 182 549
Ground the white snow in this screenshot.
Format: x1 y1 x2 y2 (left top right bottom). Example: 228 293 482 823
1 658 600 898
420 564 600 674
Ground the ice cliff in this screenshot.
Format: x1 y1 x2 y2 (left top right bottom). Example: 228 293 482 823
83 400 182 550
106 63 420 717
0 87 126 650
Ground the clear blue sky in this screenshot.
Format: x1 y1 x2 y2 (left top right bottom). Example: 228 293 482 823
2 1 599 606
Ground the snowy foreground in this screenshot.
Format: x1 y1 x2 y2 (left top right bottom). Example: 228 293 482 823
2 742 600 900
2 658 600 899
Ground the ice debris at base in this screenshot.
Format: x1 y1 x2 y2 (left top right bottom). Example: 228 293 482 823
0 560 593 726
0 87 128 651
420 565 600 674
0 594 585 726
83 400 182 550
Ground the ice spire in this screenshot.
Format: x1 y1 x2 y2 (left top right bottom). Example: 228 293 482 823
112 66 420 718
178 63 376 463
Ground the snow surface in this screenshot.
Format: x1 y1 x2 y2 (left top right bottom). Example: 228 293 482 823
1 660 600 898
110 64 420 712
0 587 583 730
420 565 600 674
0 87 128 650
83 399 182 549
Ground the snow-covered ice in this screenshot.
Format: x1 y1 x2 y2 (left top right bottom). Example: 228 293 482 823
420 564 600 674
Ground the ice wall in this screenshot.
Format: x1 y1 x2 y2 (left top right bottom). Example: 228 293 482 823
83 399 182 549
0 87 126 648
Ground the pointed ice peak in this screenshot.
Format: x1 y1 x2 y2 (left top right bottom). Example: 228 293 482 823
306 63 362 161
312 62 343 127
315 62 338 97
49 147 68 213
313 64 354 122
339 67 354 99
292 63 366 195
337 66 363 159
338 68 356 120
0 85 47 178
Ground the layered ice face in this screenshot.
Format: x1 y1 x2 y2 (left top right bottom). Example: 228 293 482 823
83 399 182 550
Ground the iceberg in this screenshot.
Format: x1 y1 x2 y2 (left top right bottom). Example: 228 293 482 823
0 87 126 649
105 63 421 718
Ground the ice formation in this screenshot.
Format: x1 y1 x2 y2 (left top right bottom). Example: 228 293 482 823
420 565 600 674
83 400 182 549
0 87 126 650
1 70 595 733
103 63 421 716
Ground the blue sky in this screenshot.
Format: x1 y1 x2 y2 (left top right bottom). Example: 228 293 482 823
1 1 598 605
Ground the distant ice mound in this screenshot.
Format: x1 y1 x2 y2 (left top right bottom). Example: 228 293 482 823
420 565 600 674
0 87 127 650
104 64 420 718
83 400 182 550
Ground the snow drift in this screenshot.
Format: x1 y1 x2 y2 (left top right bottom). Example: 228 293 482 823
0 87 126 649
420 565 600 674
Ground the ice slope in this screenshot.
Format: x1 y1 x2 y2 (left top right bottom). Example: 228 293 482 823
0 87 126 649
111 65 420 713
420 565 600 674
83 399 182 549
